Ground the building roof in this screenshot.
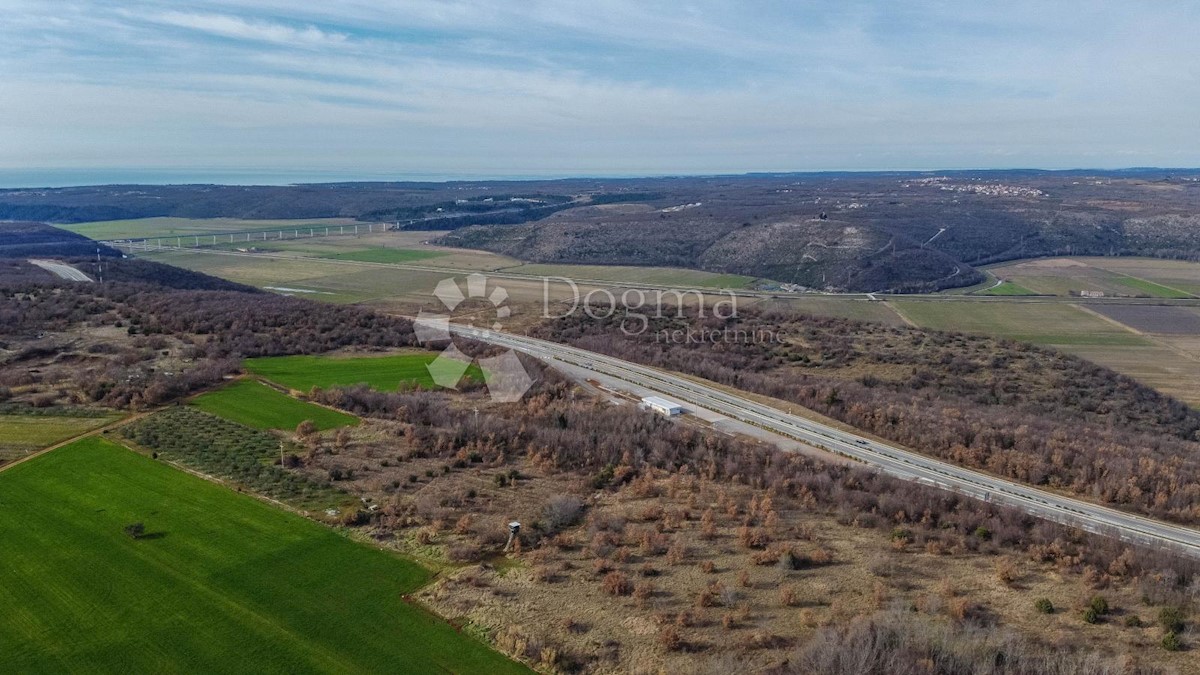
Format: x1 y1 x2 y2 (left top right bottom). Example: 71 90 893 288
642 395 683 409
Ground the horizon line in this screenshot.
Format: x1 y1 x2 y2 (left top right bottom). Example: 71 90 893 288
2 165 1199 190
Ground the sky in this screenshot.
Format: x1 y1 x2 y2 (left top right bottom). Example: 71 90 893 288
1 1 1198 182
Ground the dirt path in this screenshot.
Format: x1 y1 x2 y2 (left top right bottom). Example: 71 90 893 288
0 412 146 475
882 300 919 327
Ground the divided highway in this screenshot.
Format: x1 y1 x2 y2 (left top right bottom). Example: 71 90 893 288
28 259 93 282
453 325 1200 559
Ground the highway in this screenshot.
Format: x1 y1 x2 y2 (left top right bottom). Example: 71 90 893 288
452 324 1200 558
28 259 93 282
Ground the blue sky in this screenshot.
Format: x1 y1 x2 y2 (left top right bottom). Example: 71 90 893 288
1 1 1197 180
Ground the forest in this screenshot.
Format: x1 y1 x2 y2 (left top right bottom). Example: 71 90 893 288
0 221 121 258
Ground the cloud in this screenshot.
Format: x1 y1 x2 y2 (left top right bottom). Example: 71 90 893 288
0 0 1197 176
140 10 348 47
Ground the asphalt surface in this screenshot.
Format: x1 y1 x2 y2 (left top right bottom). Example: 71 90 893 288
27 259 94 282
453 325 1200 558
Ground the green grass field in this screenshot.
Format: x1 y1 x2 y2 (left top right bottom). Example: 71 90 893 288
501 262 756 289
245 352 483 391
984 258 1200 299
191 380 357 431
761 296 907 325
1110 276 1195 299
978 281 1038 296
0 437 529 674
137 250 451 304
0 414 118 448
62 217 363 241
324 248 447 264
1082 257 1200 298
209 232 521 273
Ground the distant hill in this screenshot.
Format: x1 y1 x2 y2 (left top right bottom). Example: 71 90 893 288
0 222 120 259
439 170 1200 292
4 169 1200 292
0 222 255 291
0 181 617 224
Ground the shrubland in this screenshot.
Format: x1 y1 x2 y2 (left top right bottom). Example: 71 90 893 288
531 308 1200 523
0 256 417 410
279 369 1199 672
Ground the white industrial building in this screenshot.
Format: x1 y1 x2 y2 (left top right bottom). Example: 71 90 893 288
642 396 684 416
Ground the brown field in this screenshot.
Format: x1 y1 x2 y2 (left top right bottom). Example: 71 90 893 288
888 298 1200 406
1091 304 1200 335
888 299 1149 346
1063 342 1200 406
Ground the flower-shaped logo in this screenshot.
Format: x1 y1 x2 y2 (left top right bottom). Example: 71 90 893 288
414 273 534 403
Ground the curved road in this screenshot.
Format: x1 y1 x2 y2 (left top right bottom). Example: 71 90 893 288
452 325 1200 559
28 259 93 282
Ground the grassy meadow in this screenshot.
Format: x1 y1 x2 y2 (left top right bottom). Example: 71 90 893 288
62 217 364 241
0 413 119 464
0 437 529 674
324 248 447 264
190 380 357 431
498 262 756 289
987 257 1200 299
976 281 1038 296
245 352 483 392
